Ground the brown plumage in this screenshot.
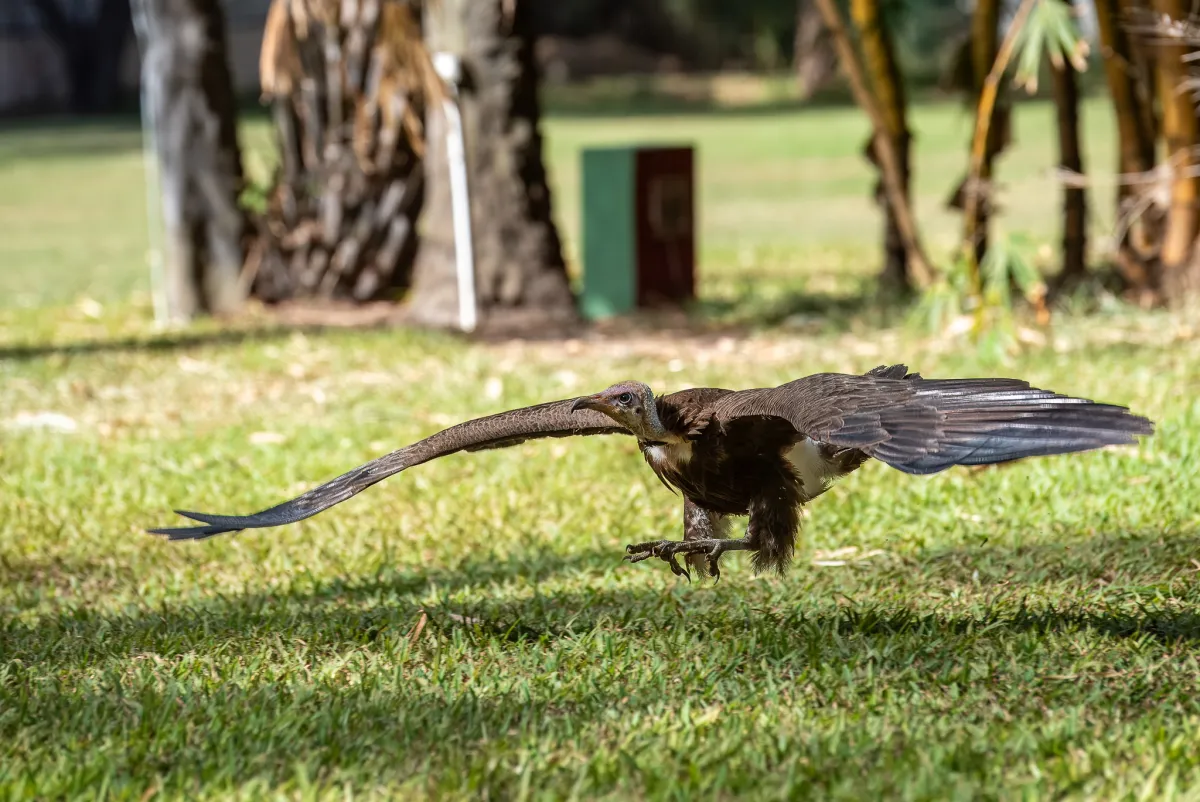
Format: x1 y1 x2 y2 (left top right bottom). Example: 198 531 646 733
149 364 1154 581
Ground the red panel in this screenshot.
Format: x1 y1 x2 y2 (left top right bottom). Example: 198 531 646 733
634 147 695 307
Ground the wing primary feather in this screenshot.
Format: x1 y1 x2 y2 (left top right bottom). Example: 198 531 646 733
713 371 1153 475
147 399 628 540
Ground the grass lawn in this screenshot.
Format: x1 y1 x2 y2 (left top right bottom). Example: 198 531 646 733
3 95 1200 799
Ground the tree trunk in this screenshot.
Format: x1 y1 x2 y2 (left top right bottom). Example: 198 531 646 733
961 0 1006 264
1152 0 1200 301
26 0 133 114
850 0 912 294
1119 0 1160 152
1094 0 1161 296
134 0 246 321
812 0 935 286
408 0 576 332
251 0 427 304
794 0 835 99
1050 28 1087 289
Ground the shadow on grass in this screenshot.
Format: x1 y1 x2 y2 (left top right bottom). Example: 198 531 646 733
1 283 911 362
0 552 141 613
0 301 798 363
7 528 1200 667
0 543 622 650
467 529 1200 644
3 681 649 796
1 545 641 793
4 529 1198 792
0 323 386 363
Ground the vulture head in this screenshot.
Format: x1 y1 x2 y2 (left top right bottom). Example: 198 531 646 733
571 381 668 441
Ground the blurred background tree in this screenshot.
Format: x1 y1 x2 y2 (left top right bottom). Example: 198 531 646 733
1144 0 1200 300
250 0 432 304
9 0 1200 327
794 0 836 98
850 0 914 293
132 0 246 321
407 0 577 331
1092 0 1160 303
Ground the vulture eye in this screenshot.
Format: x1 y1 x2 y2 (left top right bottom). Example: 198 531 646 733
618 392 634 405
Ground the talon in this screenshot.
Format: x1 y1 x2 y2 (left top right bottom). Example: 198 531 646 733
707 555 722 584
625 552 653 564
666 552 690 581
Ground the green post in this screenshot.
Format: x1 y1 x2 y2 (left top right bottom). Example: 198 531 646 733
580 147 636 319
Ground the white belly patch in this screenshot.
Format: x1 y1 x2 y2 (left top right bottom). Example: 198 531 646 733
786 438 830 498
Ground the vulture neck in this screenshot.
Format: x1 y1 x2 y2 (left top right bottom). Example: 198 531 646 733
634 399 682 446
637 399 695 472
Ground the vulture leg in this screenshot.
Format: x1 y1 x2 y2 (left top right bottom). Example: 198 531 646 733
626 471 803 579
683 498 730 579
654 488 804 580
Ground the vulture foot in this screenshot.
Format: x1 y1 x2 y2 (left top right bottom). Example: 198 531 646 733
624 537 753 582
624 539 692 580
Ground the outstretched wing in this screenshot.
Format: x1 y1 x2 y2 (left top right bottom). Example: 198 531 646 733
713 364 1154 475
148 400 627 540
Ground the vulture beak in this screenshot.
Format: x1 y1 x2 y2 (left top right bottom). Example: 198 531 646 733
571 395 604 413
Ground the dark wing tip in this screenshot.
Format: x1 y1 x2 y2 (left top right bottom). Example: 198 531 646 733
145 509 245 540
146 524 241 541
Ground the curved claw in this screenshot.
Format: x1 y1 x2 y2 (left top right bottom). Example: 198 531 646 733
665 552 691 582
707 554 722 584
651 542 690 581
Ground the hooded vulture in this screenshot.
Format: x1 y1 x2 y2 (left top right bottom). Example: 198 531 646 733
150 365 1153 580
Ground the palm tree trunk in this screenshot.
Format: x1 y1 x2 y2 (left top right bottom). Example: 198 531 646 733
1050 22 1087 289
251 0 427 303
408 0 575 333
134 0 246 320
850 0 912 294
965 0 1004 264
794 0 835 99
811 0 935 286
1094 0 1161 296
1151 0 1200 301
1118 0 1160 151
